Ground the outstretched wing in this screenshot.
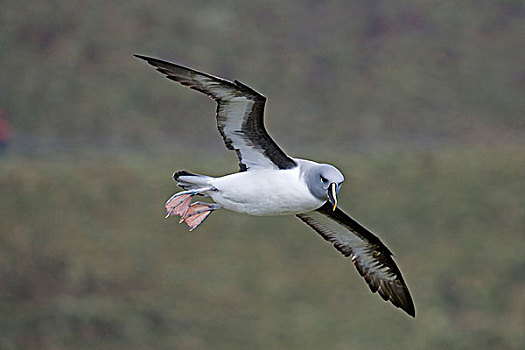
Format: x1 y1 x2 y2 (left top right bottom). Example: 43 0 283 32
296 202 415 317
134 54 296 171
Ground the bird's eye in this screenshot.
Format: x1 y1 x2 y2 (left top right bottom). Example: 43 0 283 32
321 176 328 183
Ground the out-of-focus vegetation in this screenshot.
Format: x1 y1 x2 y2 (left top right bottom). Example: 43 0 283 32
1 148 524 349
1 0 524 349
1 0 524 151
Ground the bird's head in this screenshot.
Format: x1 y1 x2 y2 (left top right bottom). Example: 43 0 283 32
307 164 344 210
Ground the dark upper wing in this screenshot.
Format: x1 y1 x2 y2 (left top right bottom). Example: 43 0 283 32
134 54 296 171
296 202 415 317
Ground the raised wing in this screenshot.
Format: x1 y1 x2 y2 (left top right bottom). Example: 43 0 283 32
134 54 296 171
296 202 415 317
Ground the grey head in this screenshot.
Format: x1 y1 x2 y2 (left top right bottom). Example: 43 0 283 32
303 162 345 210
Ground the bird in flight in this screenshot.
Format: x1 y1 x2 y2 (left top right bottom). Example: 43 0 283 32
134 54 415 317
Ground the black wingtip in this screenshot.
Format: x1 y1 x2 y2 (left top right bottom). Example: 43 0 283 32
405 304 416 318
133 54 172 71
133 54 151 61
399 296 416 317
402 284 416 317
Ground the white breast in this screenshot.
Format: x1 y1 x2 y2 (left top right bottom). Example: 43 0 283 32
209 167 324 216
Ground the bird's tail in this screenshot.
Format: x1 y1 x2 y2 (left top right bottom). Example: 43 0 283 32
173 170 213 192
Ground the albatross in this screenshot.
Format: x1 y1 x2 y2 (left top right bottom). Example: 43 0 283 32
134 54 415 317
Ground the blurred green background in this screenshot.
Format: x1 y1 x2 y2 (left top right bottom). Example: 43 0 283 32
1 1 524 349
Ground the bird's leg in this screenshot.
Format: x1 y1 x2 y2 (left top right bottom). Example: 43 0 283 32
180 202 221 231
165 188 213 219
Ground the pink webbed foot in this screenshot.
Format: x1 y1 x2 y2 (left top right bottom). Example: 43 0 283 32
181 202 221 231
165 192 194 218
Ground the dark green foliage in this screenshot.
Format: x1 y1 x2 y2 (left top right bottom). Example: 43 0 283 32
1 1 524 152
1 148 524 349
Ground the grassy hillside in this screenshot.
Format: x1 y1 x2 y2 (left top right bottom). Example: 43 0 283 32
1 146 523 349
2 1 524 152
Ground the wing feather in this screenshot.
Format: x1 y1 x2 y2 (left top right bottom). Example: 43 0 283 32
297 202 415 317
134 54 296 171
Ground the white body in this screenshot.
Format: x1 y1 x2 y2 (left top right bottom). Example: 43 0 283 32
206 165 325 216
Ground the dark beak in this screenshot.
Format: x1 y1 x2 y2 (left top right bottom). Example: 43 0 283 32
327 182 338 211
